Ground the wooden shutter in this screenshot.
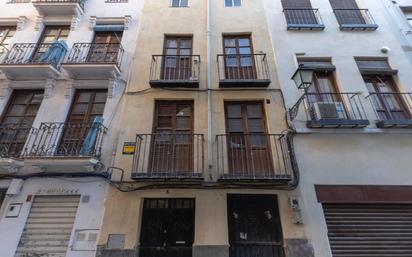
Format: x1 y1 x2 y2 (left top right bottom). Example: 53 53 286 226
281 0 312 8
329 0 365 25
14 196 80 257
323 203 412 257
329 0 358 9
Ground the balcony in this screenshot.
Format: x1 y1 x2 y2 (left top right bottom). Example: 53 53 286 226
149 55 200 88
216 134 293 183
283 8 325 30
366 92 412 128
32 0 85 16
62 43 124 79
217 54 271 87
292 92 370 128
24 122 106 172
131 133 204 181
0 43 67 80
0 124 33 173
333 9 378 30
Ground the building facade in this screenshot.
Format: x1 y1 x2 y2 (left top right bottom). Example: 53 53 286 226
1 0 412 257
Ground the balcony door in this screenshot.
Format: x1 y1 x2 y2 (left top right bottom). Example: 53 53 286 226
150 101 193 174
140 199 195 257
223 35 256 80
224 102 273 177
228 195 283 257
365 76 409 120
162 36 192 80
57 89 107 156
88 31 123 63
0 90 44 157
329 0 365 25
33 26 70 62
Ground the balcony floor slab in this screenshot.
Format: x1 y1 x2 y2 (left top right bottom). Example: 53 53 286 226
307 119 370 128
0 64 60 80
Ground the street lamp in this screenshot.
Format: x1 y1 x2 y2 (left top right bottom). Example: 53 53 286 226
291 65 314 90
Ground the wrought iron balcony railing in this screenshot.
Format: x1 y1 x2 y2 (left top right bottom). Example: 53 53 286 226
216 133 293 182
24 122 106 158
64 43 124 68
0 124 34 159
149 55 201 87
0 44 9 62
283 8 325 30
33 0 86 9
366 92 412 128
217 53 271 87
290 92 369 128
1 43 67 68
131 133 205 180
333 9 378 30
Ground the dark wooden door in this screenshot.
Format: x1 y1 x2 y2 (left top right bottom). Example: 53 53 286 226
140 199 195 257
365 76 409 120
227 195 283 257
162 37 192 80
0 90 44 157
225 102 273 177
151 101 193 174
223 36 256 80
58 90 107 156
329 0 365 25
88 31 123 63
33 26 70 62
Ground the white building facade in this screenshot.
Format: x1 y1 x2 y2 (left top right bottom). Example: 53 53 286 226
0 0 142 256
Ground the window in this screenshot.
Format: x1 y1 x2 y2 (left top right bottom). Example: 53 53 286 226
225 0 241 7
33 26 70 61
88 31 123 63
223 35 256 79
281 0 319 27
0 26 16 53
170 0 188 7
163 36 192 80
401 7 412 26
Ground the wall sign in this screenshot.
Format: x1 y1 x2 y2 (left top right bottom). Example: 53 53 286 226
36 188 80 195
122 142 136 155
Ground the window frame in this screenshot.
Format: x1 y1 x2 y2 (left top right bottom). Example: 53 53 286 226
170 0 189 8
225 0 242 7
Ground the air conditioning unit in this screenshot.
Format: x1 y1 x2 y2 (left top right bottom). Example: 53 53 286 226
312 102 346 120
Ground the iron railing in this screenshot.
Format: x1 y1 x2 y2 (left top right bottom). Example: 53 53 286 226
216 134 292 181
229 245 284 257
291 92 369 128
217 53 270 86
64 43 124 68
33 0 85 9
24 122 106 158
333 9 378 30
131 133 204 179
366 92 412 123
0 44 9 62
1 43 67 68
139 247 192 257
149 55 201 86
283 8 325 30
0 124 34 158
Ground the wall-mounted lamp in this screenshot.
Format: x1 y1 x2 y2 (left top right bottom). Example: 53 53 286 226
289 65 314 120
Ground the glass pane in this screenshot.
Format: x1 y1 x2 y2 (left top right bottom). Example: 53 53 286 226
176 105 191 116
233 0 241 6
95 92 107 103
166 40 177 48
180 49 191 55
158 105 173 115
91 104 105 115
248 118 264 132
180 0 188 6
225 56 238 66
225 48 237 55
171 0 179 6
157 117 172 128
176 117 191 129
26 105 40 115
225 0 233 6
226 105 242 117
239 47 251 55
77 93 92 102
228 118 243 132
8 105 25 116
180 39 191 48
166 49 177 55
4 117 20 124
165 56 177 67
247 105 262 118
240 56 252 66
224 39 236 47
238 38 250 47
72 104 88 114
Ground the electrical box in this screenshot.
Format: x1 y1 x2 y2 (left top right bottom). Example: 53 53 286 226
5 203 22 218
289 196 303 225
72 229 99 251
6 179 24 196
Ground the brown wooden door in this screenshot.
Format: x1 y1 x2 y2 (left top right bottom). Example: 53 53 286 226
329 0 365 25
151 101 193 174
365 76 409 120
58 90 107 156
33 26 70 62
162 37 192 80
223 36 256 80
225 102 273 177
88 31 123 63
0 90 44 157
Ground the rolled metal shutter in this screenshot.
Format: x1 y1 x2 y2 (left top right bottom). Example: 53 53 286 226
323 203 412 257
14 195 80 257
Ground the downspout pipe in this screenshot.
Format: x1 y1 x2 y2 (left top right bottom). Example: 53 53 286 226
207 0 213 180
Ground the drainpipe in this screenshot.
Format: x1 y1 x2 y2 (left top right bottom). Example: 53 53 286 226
207 0 213 180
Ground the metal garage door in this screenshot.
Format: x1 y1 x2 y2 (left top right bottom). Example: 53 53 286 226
323 203 412 257
14 195 80 257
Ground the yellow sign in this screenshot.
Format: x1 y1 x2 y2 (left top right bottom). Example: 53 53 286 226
122 142 136 155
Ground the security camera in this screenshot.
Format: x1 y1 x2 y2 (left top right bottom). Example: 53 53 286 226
381 46 390 53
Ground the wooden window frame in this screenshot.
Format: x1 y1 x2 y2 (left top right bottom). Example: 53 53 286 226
225 0 242 7
152 100 194 133
0 26 16 45
66 89 108 125
1 89 44 125
38 25 71 44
